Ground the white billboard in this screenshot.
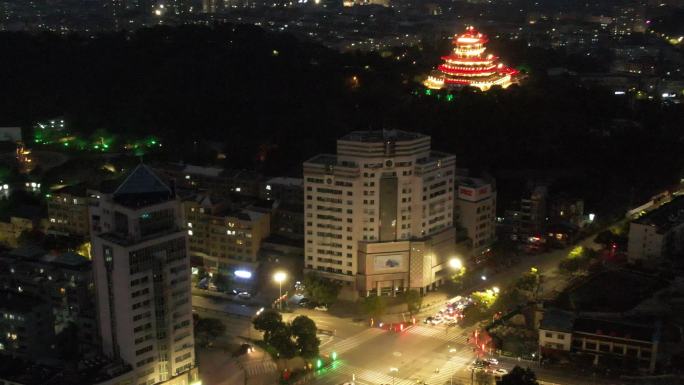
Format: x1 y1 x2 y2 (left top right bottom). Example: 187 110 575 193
373 255 404 271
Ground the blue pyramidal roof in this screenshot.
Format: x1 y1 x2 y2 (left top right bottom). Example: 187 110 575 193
113 164 173 208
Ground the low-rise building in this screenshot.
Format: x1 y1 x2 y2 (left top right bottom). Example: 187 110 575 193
0 290 55 359
539 310 660 373
155 163 264 198
47 184 90 238
183 193 271 276
262 177 303 206
0 246 98 355
0 206 46 248
627 195 684 263
0 356 135 385
549 195 585 228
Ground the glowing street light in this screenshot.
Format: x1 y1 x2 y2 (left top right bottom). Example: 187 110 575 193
448 257 463 270
274 271 287 310
492 286 500 294
481 275 487 281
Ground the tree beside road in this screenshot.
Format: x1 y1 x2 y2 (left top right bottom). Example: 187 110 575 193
303 273 341 306
404 289 423 315
500 366 539 385
252 310 320 359
194 317 227 347
360 295 387 319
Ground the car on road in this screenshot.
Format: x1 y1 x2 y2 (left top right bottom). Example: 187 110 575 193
492 368 508 380
484 358 499 366
430 317 443 325
237 292 251 299
423 316 434 324
314 305 328 311
298 298 311 307
470 359 488 370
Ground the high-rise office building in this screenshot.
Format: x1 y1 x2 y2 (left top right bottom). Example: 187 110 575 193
303 130 456 296
90 164 198 385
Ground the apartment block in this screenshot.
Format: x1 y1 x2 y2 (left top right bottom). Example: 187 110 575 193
0 246 98 355
628 195 684 263
454 175 497 255
47 183 91 238
183 193 270 275
0 290 55 359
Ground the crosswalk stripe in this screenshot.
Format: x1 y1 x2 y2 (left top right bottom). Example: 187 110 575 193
328 362 415 385
420 355 475 385
244 361 277 376
322 328 385 355
405 325 470 344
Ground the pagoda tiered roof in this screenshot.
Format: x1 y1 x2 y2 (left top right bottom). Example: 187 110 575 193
423 26 518 91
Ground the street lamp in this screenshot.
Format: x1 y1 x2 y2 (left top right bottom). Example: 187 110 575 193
389 367 398 385
492 286 500 294
448 257 463 270
273 271 287 310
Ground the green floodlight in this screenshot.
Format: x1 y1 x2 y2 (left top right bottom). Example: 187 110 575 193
331 352 337 360
316 359 322 369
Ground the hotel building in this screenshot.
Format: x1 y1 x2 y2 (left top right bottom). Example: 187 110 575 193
303 130 456 296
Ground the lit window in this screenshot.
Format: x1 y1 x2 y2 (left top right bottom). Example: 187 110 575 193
185 175 191 180
235 187 242 192
266 185 272 191
188 230 193 236
187 222 192 228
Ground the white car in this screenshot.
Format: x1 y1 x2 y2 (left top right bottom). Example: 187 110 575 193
485 358 499 366
315 305 328 312
430 318 443 325
237 292 252 299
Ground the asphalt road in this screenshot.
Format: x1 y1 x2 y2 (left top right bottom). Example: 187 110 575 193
192 234 612 385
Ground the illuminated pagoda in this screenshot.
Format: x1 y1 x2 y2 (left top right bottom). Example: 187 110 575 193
424 26 518 91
